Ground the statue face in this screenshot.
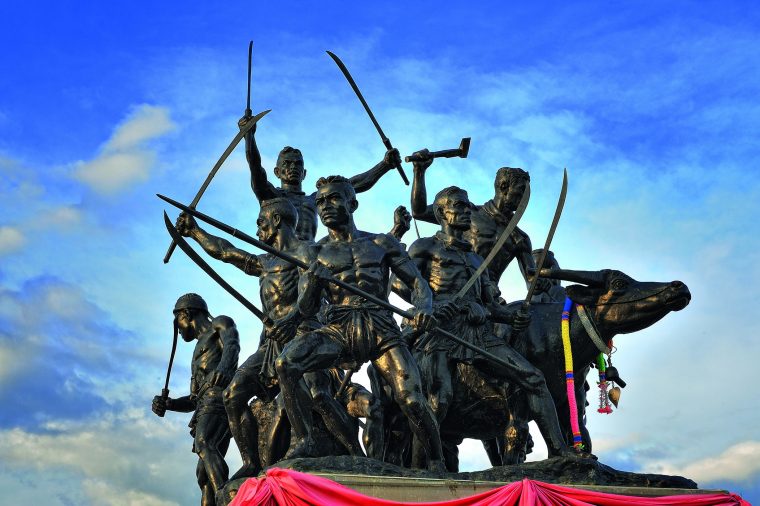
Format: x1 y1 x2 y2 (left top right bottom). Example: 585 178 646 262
496 175 527 212
174 309 196 342
438 191 472 230
315 183 354 228
275 152 305 185
256 208 278 245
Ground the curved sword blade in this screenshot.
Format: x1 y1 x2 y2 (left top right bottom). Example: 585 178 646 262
163 109 271 263
456 184 531 299
326 51 409 185
524 168 568 306
163 211 272 326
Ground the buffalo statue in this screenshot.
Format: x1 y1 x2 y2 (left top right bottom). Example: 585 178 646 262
378 268 691 471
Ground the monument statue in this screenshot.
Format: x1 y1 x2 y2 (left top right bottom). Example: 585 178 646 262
151 293 240 506
151 43 702 506
393 184 576 470
272 175 446 471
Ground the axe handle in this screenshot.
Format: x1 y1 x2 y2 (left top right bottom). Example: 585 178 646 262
405 148 462 163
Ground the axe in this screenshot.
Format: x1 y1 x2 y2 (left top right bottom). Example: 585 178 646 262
404 137 471 163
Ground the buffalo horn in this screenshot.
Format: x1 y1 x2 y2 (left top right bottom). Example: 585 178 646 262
538 268 605 287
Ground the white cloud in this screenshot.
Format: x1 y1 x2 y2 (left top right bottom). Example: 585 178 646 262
0 225 26 254
105 105 176 152
74 105 175 194
33 205 83 229
0 410 194 505
652 441 760 484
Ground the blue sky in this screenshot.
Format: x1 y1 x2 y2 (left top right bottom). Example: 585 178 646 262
1 1 759 504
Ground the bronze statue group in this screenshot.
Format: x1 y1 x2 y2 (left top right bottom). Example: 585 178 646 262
153 109 692 505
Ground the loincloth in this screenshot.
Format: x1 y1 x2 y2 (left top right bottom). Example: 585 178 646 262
415 302 503 363
259 317 322 382
315 300 403 369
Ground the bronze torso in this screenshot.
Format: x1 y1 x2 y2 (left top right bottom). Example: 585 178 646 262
467 200 531 284
281 190 319 241
317 232 395 305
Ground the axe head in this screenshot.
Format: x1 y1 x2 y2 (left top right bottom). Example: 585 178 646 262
458 137 471 158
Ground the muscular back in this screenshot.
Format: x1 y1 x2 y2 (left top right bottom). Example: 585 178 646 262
190 316 235 394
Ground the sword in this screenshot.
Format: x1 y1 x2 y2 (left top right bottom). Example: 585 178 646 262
159 195 523 371
522 168 568 309
163 212 273 327
245 41 253 118
326 51 409 186
162 109 271 263
455 184 531 299
158 320 179 417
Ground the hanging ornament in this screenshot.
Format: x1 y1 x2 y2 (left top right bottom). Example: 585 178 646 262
561 298 584 450
596 353 613 414
608 386 621 408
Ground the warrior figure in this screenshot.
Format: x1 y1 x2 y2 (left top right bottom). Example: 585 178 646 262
175 198 362 479
397 185 575 469
273 175 447 471
151 293 239 506
410 152 550 290
240 114 402 241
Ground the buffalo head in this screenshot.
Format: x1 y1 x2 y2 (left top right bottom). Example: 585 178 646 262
537 268 691 336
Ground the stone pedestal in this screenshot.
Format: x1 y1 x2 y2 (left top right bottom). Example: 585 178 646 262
315 473 724 502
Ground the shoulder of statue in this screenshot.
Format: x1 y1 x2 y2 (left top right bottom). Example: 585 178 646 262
408 236 436 257
372 231 404 250
211 314 236 329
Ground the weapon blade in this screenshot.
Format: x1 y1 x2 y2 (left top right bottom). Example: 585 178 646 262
456 184 531 299
246 41 253 116
159 195 522 372
326 51 409 185
523 168 568 306
163 109 271 263
163 328 178 393
163 211 272 326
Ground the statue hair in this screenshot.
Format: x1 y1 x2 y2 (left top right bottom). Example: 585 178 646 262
276 146 303 167
260 197 299 228
316 175 357 201
495 167 530 191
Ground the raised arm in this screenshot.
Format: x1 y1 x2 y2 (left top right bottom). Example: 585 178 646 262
239 115 279 202
175 212 262 276
388 205 412 242
409 150 437 224
348 148 399 193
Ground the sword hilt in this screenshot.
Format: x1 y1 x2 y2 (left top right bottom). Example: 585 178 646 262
158 388 170 418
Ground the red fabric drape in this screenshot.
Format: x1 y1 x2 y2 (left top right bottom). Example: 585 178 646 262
229 468 750 506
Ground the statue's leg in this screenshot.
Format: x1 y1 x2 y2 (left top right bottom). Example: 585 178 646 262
482 437 503 466
347 388 385 460
196 458 214 506
427 351 454 423
474 344 571 457
575 378 593 453
275 332 343 459
223 350 267 480
374 345 445 472
307 370 364 456
193 411 230 495
503 390 531 464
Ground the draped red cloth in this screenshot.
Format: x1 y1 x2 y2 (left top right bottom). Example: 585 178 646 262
229 468 750 506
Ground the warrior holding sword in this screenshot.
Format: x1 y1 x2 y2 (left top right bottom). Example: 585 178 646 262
151 293 239 506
